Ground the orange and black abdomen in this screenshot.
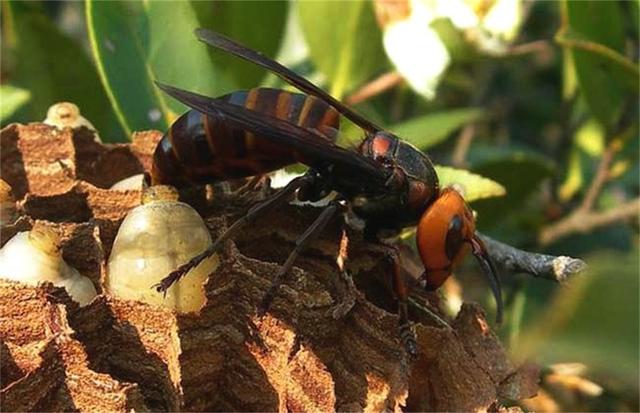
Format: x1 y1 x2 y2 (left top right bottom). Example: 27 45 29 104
150 88 340 187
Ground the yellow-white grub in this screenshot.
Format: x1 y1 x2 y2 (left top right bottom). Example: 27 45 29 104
106 185 217 313
110 174 145 191
0 179 17 226
0 224 97 306
44 102 100 141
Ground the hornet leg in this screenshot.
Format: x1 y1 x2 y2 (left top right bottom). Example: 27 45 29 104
235 174 272 200
328 226 358 319
154 174 315 294
386 247 418 359
258 202 341 315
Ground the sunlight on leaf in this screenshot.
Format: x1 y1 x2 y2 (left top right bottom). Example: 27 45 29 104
0 85 30 124
558 148 583 202
435 165 506 202
575 119 605 157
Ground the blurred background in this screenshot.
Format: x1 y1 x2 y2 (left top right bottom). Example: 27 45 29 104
1 1 638 411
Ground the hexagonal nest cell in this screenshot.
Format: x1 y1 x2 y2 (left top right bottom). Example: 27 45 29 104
0 122 538 412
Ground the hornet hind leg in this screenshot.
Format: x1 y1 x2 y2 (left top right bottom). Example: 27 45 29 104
258 201 342 315
379 244 419 359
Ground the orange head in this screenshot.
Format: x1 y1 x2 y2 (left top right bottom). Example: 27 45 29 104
416 187 503 322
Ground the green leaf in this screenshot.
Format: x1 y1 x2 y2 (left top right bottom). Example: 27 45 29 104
558 147 583 202
560 1 638 130
190 1 288 89
5 1 123 140
632 0 640 37
435 165 506 202
87 0 170 136
470 149 555 224
558 118 608 202
389 108 484 150
298 0 389 99
575 118 605 157
0 85 30 124
561 48 577 100
86 0 239 137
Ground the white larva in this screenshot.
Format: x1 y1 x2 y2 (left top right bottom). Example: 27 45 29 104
106 186 217 313
110 174 145 191
0 224 98 306
43 102 101 142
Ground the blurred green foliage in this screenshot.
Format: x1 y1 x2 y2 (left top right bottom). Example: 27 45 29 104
389 107 484 149
3 1 122 137
0 85 30 123
298 0 388 99
0 1 638 410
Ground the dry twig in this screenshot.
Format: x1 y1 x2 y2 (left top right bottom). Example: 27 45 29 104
479 234 587 283
539 197 640 246
539 139 638 245
345 71 403 106
577 143 616 214
451 124 476 168
506 40 554 57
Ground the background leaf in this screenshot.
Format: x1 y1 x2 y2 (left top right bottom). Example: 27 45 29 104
470 149 555 225
4 0 123 140
86 1 288 138
561 0 637 130
298 0 389 99
389 108 484 150
86 0 171 136
435 165 506 202
190 1 288 89
0 85 30 124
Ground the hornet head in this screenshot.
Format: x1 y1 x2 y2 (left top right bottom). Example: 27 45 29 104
415 187 503 322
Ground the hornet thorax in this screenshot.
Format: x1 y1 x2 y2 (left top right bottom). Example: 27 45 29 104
351 132 440 230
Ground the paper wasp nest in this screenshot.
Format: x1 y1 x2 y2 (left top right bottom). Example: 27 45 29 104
0 179 17 225
0 117 538 412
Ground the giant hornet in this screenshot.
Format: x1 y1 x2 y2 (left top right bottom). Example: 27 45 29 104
151 28 502 357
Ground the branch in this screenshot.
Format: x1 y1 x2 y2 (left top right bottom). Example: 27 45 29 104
506 40 554 57
555 36 640 77
577 143 616 214
345 71 403 105
451 124 476 168
539 197 640 246
478 234 587 283
541 134 635 245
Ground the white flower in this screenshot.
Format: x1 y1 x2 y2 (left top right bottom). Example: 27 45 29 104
377 0 523 98
383 17 450 100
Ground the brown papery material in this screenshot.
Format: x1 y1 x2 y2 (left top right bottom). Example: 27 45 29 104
0 122 538 411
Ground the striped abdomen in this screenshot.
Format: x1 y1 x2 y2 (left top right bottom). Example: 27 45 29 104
150 88 340 187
